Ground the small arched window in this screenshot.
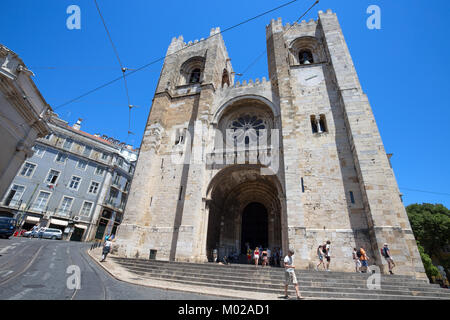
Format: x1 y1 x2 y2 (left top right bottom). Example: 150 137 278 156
189 68 201 84
299 50 314 65
222 69 230 87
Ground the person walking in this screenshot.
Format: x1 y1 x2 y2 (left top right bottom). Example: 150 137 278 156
254 247 260 268
100 237 113 262
382 243 396 274
324 240 331 271
316 245 326 271
283 248 303 300
261 248 268 267
353 248 361 273
359 247 369 273
267 248 272 266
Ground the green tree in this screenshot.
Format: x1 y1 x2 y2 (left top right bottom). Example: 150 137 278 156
406 203 450 256
417 243 439 279
406 203 450 280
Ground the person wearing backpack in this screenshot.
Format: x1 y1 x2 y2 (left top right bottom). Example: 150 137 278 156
359 247 369 273
316 245 326 271
353 248 361 273
381 243 396 274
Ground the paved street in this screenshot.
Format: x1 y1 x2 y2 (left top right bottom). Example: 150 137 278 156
0 237 227 300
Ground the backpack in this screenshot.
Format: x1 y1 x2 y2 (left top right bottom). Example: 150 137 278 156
356 250 362 258
381 247 388 257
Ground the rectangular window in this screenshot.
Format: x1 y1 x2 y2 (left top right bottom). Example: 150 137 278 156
46 170 60 185
76 160 87 170
108 188 118 203
63 138 73 150
80 201 93 217
68 176 81 190
101 153 108 160
4 185 25 207
32 145 45 157
124 181 130 192
350 191 355 204
83 146 92 157
32 191 51 212
117 158 124 167
58 196 73 215
44 133 52 140
310 115 318 134
88 181 100 194
95 166 104 176
113 174 120 185
55 152 68 163
20 162 36 177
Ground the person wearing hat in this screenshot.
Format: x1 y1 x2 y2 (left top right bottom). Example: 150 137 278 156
382 243 396 274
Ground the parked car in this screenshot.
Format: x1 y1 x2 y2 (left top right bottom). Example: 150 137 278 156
0 216 17 239
34 228 62 240
23 229 39 238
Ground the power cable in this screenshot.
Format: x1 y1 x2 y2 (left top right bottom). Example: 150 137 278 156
237 0 320 80
53 0 302 111
94 0 135 140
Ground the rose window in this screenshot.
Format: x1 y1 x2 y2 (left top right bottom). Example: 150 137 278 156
227 114 268 145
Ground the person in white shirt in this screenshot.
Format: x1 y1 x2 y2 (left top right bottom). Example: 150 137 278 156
283 248 303 299
324 240 331 271
100 238 113 262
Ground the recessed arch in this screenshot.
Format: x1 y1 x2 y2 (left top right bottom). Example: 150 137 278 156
212 95 278 125
288 36 326 66
204 164 286 261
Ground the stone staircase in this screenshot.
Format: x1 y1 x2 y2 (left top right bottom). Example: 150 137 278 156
111 257 450 300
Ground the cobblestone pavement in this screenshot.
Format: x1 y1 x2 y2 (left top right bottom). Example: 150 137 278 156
0 237 229 300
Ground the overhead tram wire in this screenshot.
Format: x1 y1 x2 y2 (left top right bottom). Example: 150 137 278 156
53 0 302 111
94 0 135 140
237 0 320 80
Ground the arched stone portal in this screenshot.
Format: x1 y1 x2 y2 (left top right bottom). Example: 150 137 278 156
205 165 285 262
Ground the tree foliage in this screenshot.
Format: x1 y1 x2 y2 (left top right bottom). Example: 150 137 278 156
417 243 439 279
406 203 450 257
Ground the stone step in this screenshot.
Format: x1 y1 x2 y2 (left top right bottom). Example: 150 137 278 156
120 263 447 293
128 269 450 299
113 259 431 286
112 257 421 280
135 272 449 300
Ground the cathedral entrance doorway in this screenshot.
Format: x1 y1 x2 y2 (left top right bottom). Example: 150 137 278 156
205 165 285 263
241 202 268 253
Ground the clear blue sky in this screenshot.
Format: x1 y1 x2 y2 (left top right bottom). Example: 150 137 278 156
1 0 449 207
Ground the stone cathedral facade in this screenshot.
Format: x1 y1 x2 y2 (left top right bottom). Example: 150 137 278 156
115 9 426 278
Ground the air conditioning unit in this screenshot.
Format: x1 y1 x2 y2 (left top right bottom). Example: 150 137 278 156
73 216 81 222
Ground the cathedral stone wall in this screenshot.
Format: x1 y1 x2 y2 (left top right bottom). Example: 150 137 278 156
114 9 427 279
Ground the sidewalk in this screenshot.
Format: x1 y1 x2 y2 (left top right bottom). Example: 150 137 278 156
87 247 288 300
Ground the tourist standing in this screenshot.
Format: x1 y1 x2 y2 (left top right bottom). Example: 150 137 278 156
283 248 303 299
316 245 326 271
247 247 253 264
267 248 272 266
254 247 260 268
382 243 396 274
353 248 361 273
